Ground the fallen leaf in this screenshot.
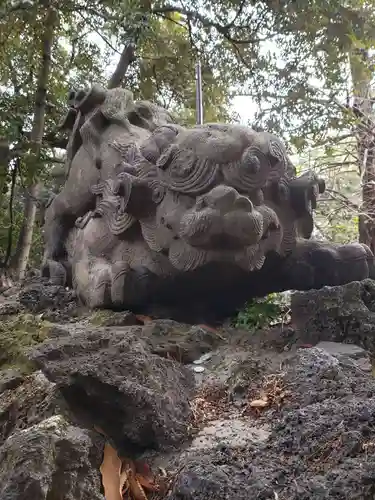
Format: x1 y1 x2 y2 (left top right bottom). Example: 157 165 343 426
136 473 159 492
119 463 131 496
158 467 167 477
135 314 153 324
100 443 123 500
198 324 217 333
128 474 149 500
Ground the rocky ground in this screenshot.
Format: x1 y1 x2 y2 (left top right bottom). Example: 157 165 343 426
1 278 375 499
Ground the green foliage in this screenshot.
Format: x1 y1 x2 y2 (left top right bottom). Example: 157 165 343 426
0 0 235 270
233 294 287 331
0 313 52 374
295 137 361 244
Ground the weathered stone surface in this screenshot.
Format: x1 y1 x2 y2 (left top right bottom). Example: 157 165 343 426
31 327 195 455
19 282 77 317
291 279 375 352
0 369 24 394
89 309 142 327
141 320 225 363
41 84 374 322
0 371 66 446
316 341 368 360
0 415 104 500
151 347 375 500
0 297 22 315
3 286 375 499
190 419 270 451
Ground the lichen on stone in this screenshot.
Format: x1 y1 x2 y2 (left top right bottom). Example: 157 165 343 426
0 313 53 374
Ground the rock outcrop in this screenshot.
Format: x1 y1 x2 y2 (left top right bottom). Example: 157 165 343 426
31 327 195 455
291 278 375 352
0 416 104 500
0 280 375 498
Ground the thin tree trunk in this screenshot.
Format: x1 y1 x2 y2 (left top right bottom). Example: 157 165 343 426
350 48 375 253
11 5 58 280
108 43 136 89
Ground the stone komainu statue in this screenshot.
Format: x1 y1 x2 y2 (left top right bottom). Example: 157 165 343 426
41 85 375 322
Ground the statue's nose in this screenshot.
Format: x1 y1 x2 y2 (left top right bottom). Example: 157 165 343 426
202 185 253 214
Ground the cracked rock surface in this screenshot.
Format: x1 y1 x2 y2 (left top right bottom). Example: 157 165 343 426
0 280 375 498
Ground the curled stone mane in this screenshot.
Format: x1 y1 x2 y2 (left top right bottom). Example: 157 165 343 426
41 84 375 323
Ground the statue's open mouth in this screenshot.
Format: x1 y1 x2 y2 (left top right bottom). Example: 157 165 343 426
190 233 250 251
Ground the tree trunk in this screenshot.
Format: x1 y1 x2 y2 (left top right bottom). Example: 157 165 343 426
11 5 58 280
107 43 136 89
350 48 375 253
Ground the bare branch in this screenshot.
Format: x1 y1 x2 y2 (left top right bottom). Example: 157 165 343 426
108 43 136 89
151 5 258 45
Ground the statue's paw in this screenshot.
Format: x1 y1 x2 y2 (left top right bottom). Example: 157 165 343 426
41 259 67 286
334 242 372 284
111 263 153 308
307 242 372 288
88 265 112 308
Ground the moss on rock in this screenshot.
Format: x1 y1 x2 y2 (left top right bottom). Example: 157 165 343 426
89 310 115 326
89 309 140 327
0 313 54 374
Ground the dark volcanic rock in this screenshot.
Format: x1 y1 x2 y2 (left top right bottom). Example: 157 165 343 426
0 415 104 500
30 327 195 455
141 320 225 363
19 282 78 318
0 371 66 447
150 346 375 500
0 298 21 316
291 279 375 351
0 369 24 394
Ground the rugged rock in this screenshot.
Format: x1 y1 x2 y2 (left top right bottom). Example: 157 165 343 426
0 415 104 500
30 326 195 455
1 280 375 499
0 371 66 446
19 281 78 320
291 278 375 351
141 319 226 363
0 369 24 394
148 346 375 500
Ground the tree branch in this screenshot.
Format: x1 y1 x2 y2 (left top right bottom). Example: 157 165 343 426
151 5 258 44
108 43 136 89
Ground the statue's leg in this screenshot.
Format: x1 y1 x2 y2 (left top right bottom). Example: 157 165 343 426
110 262 155 309
41 258 67 286
42 190 96 285
72 259 112 308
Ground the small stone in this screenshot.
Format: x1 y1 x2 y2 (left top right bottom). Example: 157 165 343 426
193 366 205 373
315 341 367 360
193 352 212 364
